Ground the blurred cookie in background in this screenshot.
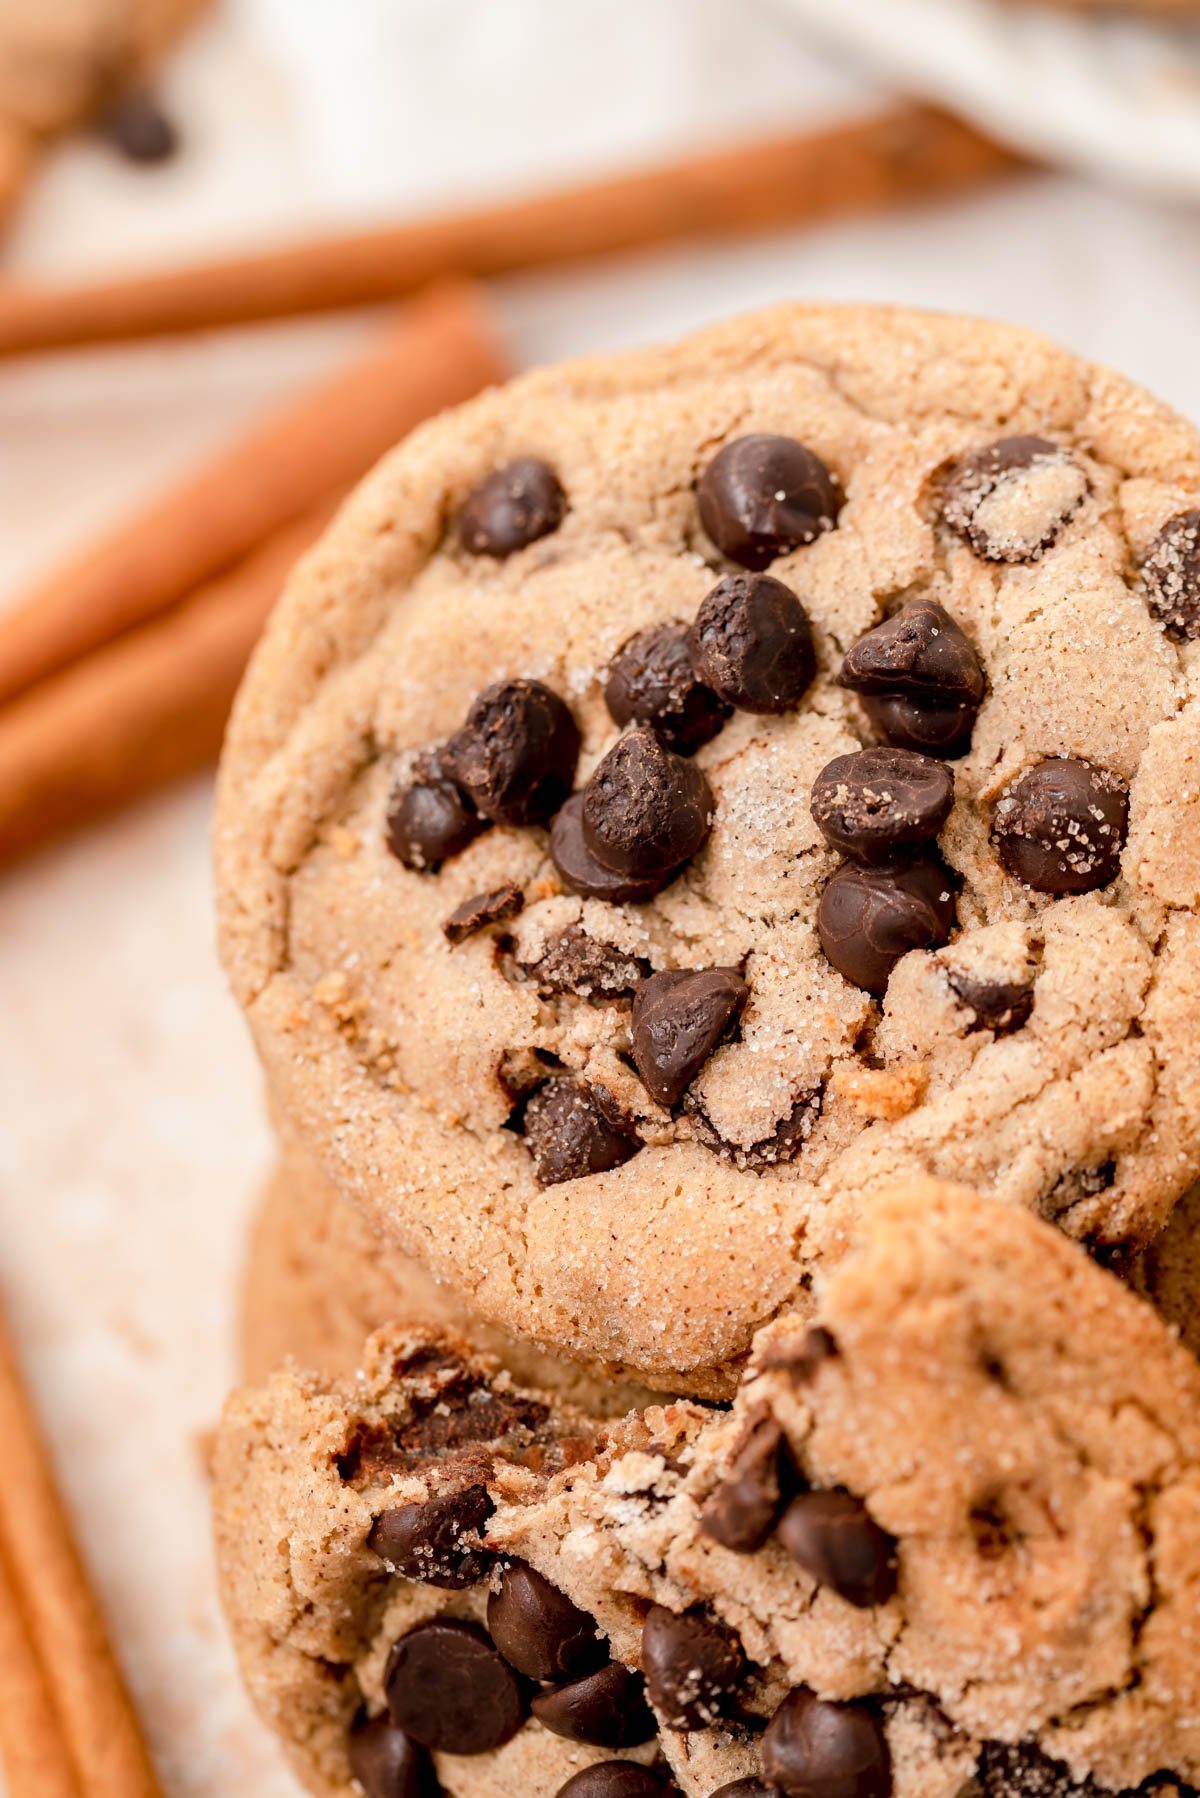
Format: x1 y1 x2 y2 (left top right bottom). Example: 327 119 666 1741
0 0 210 223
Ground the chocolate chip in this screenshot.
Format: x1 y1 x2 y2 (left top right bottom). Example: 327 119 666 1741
810 748 953 863
698 434 843 570
384 1618 526 1755
386 764 484 871
711 1785 780 1798
945 967 1035 1036
516 926 650 1000
700 1417 788 1554
942 436 1088 564
641 1605 744 1732
487 1560 605 1683
862 693 978 758
605 622 731 754
1142 509 1200 641
974 1740 1133 1796
556 1768 671 1798
993 758 1128 895
840 598 984 760
348 1712 442 1798
443 882 525 944
686 1089 822 1172
581 727 713 879
549 796 673 904
446 680 580 827
776 1492 898 1608
368 1484 494 1588
761 1689 890 1798
689 574 817 714
1044 1160 1117 1221
630 968 749 1109
817 859 957 993
532 1661 656 1747
458 458 566 557
99 89 179 163
523 1077 641 1185
758 1325 839 1376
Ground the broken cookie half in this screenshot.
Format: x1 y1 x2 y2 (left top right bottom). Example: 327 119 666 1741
212 1180 1200 1798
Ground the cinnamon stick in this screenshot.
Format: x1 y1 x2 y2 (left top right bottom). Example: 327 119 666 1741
0 1308 161 1797
0 1542 82 1798
0 503 337 863
0 105 1026 359
0 280 507 707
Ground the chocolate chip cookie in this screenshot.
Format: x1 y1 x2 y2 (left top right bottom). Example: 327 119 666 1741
0 0 203 219
213 1180 1200 1797
241 1138 662 1412
215 303 1200 1393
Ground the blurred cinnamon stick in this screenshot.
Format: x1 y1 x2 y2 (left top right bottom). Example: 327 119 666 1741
0 505 337 862
0 105 1026 359
0 1308 162 1797
0 281 507 707
0 1544 82 1798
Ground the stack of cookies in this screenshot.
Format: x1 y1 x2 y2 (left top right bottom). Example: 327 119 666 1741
209 303 1200 1798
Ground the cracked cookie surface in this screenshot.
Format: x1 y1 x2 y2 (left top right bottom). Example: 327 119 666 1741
241 1136 664 1411
215 302 1200 1393
213 1182 1200 1798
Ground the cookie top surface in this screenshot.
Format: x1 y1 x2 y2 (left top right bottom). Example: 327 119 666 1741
212 1182 1200 1798
215 302 1200 1392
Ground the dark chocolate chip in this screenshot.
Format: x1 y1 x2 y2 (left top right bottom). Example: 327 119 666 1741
840 597 984 759
840 599 984 704
99 89 180 163
760 1688 890 1798
605 621 731 754
487 1560 605 1683
339 1363 553 1482
817 859 957 993
582 727 713 879
384 1618 526 1756
776 1492 898 1608
711 1784 781 1798
641 1605 744 1732
699 1417 788 1554
1142 509 1200 642
446 680 580 826
972 1739 1194 1796
860 693 978 759
941 436 1087 563
386 765 484 871
810 748 953 863
458 458 566 557
368 1484 494 1588
555 1767 671 1798
686 1088 822 1172
550 796 675 904
348 1712 442 1798
945 967 1035 1036
697 434 843 570
515 925 651 1000
689 574 817 714
758 1325 839 1376
630 967 749 1109
531 1661 656 1748
993 758 1128 895
443 882 525 944
523 1077 641 1185
1044 1160 1117 1221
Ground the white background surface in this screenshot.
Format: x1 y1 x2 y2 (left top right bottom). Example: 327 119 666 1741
3 1 1200 1791
785 0 1200 199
